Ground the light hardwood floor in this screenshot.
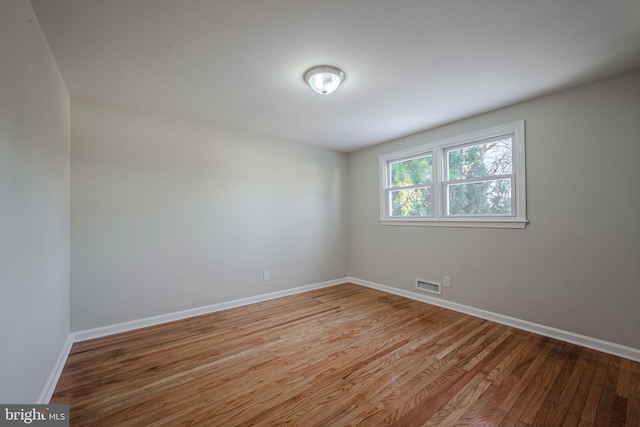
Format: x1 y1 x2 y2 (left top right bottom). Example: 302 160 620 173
52 283 640 426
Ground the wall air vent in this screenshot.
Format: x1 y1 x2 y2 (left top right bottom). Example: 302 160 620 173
415 278 441 295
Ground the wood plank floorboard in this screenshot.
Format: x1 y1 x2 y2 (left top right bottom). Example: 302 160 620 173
52 283 640 426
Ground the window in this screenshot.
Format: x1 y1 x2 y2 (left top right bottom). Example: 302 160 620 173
380 121 527 228
389 154 433 217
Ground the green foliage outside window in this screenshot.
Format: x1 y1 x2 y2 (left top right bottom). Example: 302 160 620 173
446 138 512 215
390 156 432 216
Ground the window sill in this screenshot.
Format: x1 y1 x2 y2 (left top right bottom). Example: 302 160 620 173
379 218 528 229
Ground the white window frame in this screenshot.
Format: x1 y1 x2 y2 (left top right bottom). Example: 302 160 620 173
379 121 527 229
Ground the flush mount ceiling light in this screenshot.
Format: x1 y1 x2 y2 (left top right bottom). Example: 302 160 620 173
303 65 345 95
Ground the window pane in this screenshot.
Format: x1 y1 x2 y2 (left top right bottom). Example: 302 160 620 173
447 179 512 216
447 136 512 180
390 155 432 187
391 187 432 217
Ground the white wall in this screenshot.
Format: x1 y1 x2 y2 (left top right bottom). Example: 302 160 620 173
349 69 640 350
0 0 70 403
71 97 349 331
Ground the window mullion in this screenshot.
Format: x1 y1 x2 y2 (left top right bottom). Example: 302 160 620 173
432 146 443 220
444 173 514 186
390 183 433 191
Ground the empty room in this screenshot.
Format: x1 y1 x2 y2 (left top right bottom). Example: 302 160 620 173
2 0 640 425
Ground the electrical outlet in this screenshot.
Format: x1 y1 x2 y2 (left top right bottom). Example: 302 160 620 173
263 271 270 281
443 276 451 288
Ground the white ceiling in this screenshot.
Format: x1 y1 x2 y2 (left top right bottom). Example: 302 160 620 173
31 0 640 152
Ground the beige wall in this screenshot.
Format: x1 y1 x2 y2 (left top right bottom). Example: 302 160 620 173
0 0 70 402
348 69 640 349
70 97 349 331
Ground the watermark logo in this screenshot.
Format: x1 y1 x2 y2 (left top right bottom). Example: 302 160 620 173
0 405 68 426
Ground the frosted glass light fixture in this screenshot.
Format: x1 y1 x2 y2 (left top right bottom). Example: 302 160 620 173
303 65 345 95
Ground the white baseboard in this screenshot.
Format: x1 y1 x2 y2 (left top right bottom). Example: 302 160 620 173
72 278 348 342
37 334 73 404
348 276 640 363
